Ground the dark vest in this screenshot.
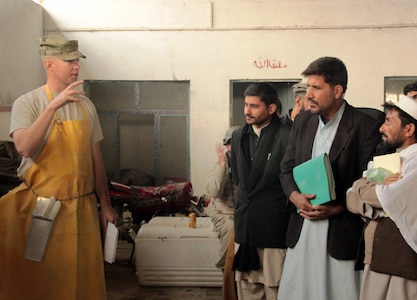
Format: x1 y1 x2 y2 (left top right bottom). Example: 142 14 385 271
371 217 417 280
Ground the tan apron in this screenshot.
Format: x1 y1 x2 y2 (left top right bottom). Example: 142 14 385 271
0 86 106 300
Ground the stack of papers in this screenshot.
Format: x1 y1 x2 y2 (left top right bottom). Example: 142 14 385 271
104 222 119 263
373 153 401 173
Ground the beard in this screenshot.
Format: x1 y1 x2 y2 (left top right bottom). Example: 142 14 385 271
375 140 397 155
377 136 402 155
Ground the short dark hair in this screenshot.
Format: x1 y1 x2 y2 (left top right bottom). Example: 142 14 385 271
276 96 282 115
301 57 348 94
403 81 417 95
244 82 279 107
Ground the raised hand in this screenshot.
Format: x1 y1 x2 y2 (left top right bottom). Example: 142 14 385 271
49 80 85 110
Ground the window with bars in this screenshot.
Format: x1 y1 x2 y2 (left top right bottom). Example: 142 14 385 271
84 80 190 186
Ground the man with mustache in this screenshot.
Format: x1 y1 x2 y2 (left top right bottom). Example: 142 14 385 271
230 82 291 299
347 95 417 300
278 57 381 300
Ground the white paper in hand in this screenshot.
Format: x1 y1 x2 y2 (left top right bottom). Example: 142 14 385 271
104 222 119 263
373 153 401 173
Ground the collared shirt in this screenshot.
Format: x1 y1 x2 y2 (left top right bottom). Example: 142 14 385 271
312 102 346 158
249 122 271 163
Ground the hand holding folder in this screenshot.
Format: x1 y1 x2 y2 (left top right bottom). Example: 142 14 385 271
292 153 336 208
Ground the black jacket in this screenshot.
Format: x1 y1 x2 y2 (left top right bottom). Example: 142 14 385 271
231 115 291 248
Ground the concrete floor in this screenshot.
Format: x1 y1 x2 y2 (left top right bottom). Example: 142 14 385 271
105 240 222 300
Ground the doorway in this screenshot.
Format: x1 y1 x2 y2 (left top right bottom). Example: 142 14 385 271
230 80 302 126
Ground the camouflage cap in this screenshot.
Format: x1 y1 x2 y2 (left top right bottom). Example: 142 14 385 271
39 35 86 60
292 82 307 94
223 126 241 145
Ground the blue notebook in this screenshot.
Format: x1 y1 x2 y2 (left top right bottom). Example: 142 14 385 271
292 153 336 207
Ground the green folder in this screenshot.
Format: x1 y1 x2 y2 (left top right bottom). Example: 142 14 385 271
292 153 336 207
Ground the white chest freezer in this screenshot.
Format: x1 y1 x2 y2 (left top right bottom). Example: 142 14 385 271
135 216 223 287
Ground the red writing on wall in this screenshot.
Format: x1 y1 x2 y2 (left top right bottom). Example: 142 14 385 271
253 58 287 69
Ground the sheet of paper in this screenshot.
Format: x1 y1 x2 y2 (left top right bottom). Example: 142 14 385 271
373 153 401 173
104 222 119 263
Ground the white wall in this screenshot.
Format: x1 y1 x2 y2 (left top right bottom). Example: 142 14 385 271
0 0 43 140
3 0 417 195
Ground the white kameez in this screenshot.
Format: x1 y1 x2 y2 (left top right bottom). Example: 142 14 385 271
277 219 362 300
376 143 417 253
